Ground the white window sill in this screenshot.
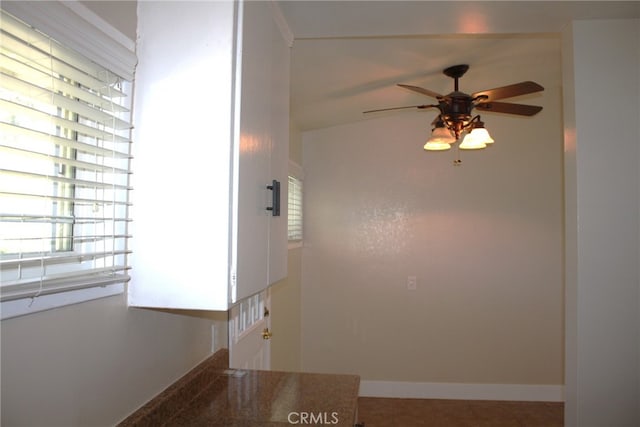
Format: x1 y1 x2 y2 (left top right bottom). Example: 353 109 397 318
1 283 123 320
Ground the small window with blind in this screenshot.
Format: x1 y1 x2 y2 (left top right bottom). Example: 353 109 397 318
0 9 134 318
288 175 303 244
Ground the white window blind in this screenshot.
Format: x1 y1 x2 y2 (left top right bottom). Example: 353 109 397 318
288 175 303 241
0 10 133 303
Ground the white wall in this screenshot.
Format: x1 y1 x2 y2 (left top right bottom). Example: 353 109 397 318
271 246 303 372
270 124 305 372
300 35 564 396
563 19 640 427
0 295 227 426
79 0 136 39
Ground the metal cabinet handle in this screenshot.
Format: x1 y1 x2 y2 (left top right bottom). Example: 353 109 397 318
266 180 280 216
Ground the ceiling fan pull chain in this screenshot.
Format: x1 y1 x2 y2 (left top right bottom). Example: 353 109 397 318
453 146 462 166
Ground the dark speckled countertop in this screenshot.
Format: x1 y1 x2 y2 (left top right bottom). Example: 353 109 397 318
119 349 360 427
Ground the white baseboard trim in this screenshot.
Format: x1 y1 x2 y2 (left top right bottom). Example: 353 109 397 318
359 381 564 402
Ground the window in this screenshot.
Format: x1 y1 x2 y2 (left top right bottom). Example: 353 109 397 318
233 292 266 337
288 174 303 243
0 8 134 318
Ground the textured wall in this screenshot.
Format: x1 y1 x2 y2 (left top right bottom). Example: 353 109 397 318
300 36 564 386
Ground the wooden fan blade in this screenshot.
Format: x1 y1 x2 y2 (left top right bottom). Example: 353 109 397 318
475 101 542 116
397 84 443 99
363 104 438 114
472 81 544 102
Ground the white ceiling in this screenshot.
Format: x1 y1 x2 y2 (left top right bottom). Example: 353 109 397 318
277 1 640 131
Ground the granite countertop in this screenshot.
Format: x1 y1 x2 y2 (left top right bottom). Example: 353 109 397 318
119 349 360 426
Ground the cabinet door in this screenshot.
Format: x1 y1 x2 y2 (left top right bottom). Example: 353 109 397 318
267 13 290 286
232 1 289 302
129 1 236 310
232 0 272 303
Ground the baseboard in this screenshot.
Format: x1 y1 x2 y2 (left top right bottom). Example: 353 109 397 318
359 381 564 402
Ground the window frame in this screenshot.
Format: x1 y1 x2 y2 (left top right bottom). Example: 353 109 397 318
0 2 136 319
287 161 304 249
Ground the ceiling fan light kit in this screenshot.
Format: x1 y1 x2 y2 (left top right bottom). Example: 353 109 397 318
365 64 544 161
458 117 494 150
423 119 457 150
423 140 453 151
459 130 488 150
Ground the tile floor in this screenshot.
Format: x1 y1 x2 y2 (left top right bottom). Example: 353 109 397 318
356 397 563 427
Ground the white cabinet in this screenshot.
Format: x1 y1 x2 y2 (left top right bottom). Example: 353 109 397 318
128 1 290 311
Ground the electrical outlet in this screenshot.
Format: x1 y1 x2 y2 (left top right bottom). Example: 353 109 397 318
407 276 417 290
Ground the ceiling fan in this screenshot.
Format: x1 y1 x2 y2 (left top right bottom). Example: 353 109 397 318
364 64 544 152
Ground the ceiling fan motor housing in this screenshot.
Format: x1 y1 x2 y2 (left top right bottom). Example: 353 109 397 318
440 92 474 137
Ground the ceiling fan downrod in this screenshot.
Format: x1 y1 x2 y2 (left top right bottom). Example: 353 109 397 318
442 64 469 92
